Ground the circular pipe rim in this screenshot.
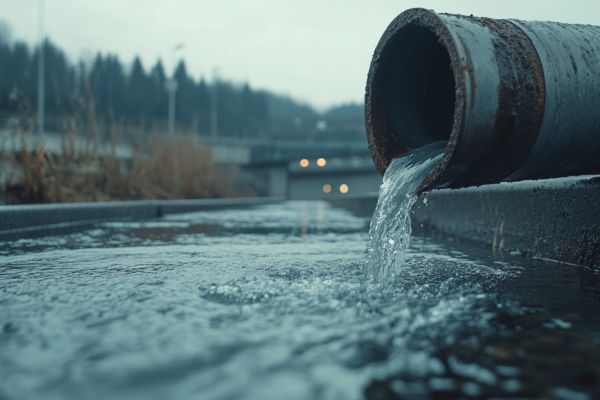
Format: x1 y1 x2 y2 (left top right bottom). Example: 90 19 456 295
365 8 467 192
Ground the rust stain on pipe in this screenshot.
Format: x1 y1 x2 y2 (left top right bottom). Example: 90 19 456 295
365 8 600 192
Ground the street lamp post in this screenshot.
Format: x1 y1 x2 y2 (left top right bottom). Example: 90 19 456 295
210 67 219 139
166 78 178 135
37 0 45 137
166 43 184 136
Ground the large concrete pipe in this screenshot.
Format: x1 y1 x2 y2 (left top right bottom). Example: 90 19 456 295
365 8 600 191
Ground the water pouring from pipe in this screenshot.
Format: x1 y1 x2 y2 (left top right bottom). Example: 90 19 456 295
366 142 445 280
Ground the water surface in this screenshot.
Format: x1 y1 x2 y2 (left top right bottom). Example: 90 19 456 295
1 201 599 399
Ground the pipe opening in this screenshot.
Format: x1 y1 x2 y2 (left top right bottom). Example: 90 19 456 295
386 25 456 149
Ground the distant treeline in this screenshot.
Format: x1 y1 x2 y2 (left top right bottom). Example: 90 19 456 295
0 36 365 143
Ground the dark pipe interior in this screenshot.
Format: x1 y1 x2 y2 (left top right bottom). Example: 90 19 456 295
385 25 456 149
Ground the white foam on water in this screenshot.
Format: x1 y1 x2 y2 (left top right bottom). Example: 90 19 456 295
366 143 445 280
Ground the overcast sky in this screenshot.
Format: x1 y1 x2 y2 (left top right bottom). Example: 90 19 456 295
3 0 600 109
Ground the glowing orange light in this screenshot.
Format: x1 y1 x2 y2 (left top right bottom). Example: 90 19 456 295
316 157 327 167
339 184 349 194
322 184 332 194
299 159 310 168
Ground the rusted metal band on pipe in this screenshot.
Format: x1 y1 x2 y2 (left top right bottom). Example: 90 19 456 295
365 8 600 191
509 20 600 180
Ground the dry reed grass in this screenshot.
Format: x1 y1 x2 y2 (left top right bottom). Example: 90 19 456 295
0 131 256 204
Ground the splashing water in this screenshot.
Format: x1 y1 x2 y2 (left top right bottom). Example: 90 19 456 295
366 142 446 280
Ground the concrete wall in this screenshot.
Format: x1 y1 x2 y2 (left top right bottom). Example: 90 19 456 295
412 176 600 268
244 164 289 197
210 144 252 164
327 175 600 268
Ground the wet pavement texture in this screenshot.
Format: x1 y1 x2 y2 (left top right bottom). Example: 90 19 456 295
0 201 599 400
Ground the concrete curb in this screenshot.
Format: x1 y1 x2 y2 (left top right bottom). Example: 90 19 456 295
328 175 600 268
0 197 284 235
414 176 600 268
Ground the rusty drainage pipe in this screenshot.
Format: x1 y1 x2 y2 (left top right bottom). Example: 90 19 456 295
365 8 600 192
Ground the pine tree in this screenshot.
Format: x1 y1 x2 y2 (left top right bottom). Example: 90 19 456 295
127 56 151 124
0 37 365 143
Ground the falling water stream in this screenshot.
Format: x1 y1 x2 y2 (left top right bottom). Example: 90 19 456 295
366 142 445 280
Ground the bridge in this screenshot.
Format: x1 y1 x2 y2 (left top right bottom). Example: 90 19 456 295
199 134 381 199
247 155 381 199
0 130 381 200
